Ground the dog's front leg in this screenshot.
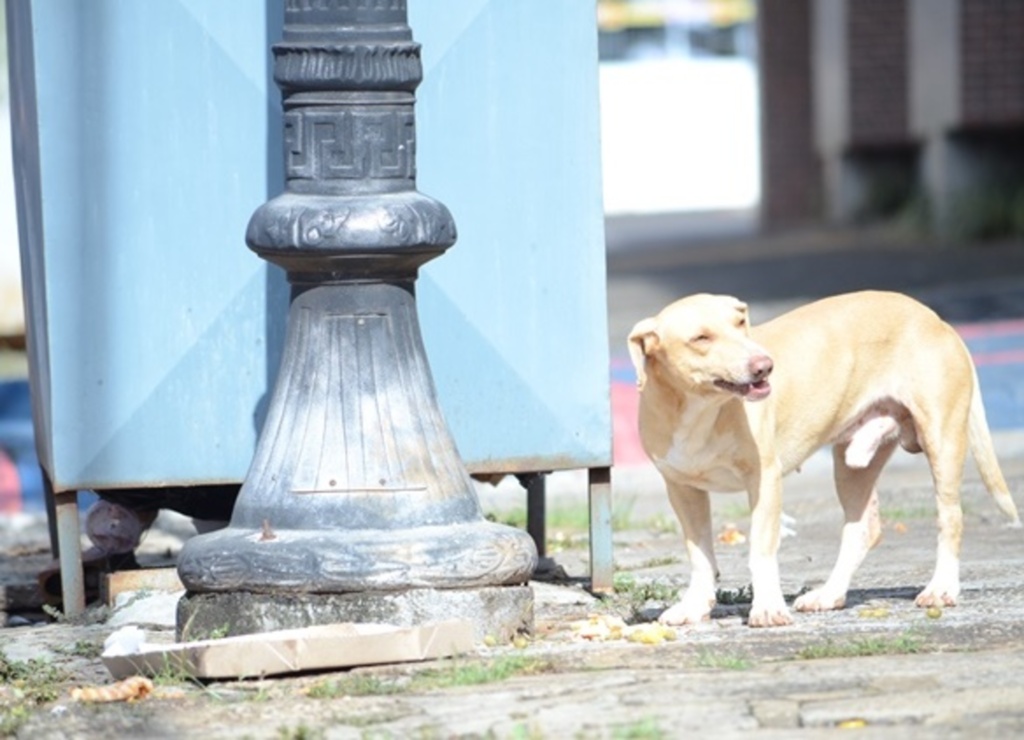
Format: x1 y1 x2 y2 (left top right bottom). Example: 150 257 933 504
746 462 793 627
660 482 718 625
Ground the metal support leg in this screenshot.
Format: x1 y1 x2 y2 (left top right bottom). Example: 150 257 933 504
54 490 85 617
588 466 613 593
523 473 547 558
43 469 60 557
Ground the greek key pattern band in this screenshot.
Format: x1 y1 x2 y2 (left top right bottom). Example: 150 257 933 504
285 109 415 181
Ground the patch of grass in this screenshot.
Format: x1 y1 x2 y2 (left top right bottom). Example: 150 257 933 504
0 705 31 737
275 723 323 740
695 648 752 671
796 632 924 660
408 726 446 740
610 573 680 621
486 497 638 537
487 498 639 552
243 684 274 703
308 655 553 699
330 707 411 729
880 505 934 521
507 722 547 740
642 513 679 535
715 501 751 521
611 497 639 530
616 573 680 601
0 651 68 735
206 624 231 640
55 639 104 660
307 673 405 699
411 655 553 691
487 508 527 529
148 654 202 687
41 603 110 626
611 717 665 739
0 652 66 703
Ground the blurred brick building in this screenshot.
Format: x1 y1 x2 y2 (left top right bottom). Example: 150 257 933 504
759 0 1024 235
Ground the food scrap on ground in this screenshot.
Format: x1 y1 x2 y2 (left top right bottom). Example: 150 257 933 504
71 676 154 703
717 523 747 545
570 615 677 645
857 607 890 619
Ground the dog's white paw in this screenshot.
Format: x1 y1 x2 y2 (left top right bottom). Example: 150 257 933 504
915 586 959 608
746 597 793 627
794 588 846 612
658 594 714 626
916 569 960 608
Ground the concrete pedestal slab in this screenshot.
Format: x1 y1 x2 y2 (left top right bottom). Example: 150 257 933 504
177 585 534 644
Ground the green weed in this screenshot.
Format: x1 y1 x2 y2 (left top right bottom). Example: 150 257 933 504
307 674 404 699
410 654 552 691
308 655 553 699
695 648 752 671
715 501 751 521
275 723 323 740
797 632 924 660
0 652 66 703
486 497 638 539
642 513 679 535
0 651 68 735
508 722 547 740
55 639 104 659
149 653 201 687
880 506 934 522
611 717 665 739
610 573 680 621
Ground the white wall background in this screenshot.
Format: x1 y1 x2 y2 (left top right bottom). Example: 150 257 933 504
1 0 23 338
599 56 760 216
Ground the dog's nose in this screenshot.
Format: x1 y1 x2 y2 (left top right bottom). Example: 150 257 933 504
749 355 773 380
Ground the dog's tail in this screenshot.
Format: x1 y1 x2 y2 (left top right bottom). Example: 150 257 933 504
968 366 1021 526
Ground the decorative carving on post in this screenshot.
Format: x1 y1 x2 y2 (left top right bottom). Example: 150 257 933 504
177 0 538 640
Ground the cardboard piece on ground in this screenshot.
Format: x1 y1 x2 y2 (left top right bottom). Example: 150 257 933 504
102 619 475 680
103 567 184 606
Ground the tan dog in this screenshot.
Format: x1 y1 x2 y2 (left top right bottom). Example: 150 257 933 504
628 291 1020 627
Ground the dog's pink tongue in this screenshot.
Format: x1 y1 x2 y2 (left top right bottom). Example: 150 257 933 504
745 380 772 401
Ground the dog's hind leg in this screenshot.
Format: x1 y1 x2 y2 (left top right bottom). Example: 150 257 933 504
659 482 719 625
794 439 896 613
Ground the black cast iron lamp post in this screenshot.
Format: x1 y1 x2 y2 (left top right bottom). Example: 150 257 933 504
177 1 537 640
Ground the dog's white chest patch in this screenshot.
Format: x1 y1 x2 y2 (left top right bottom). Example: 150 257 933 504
654 424 746 492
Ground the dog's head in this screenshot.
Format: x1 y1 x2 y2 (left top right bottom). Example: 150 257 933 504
628 294 773 402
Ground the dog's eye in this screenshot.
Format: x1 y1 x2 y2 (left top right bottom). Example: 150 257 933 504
736 318 747 328
690 333 712 345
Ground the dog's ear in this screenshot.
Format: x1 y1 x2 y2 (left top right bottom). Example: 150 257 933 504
731 298 750 327
627 317 659 390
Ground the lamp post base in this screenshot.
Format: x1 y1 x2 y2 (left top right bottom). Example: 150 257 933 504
177 585 534 643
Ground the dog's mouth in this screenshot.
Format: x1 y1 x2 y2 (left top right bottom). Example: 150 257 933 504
714 378 772 401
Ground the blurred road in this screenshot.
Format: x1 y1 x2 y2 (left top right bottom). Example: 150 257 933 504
606 215 1024 466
